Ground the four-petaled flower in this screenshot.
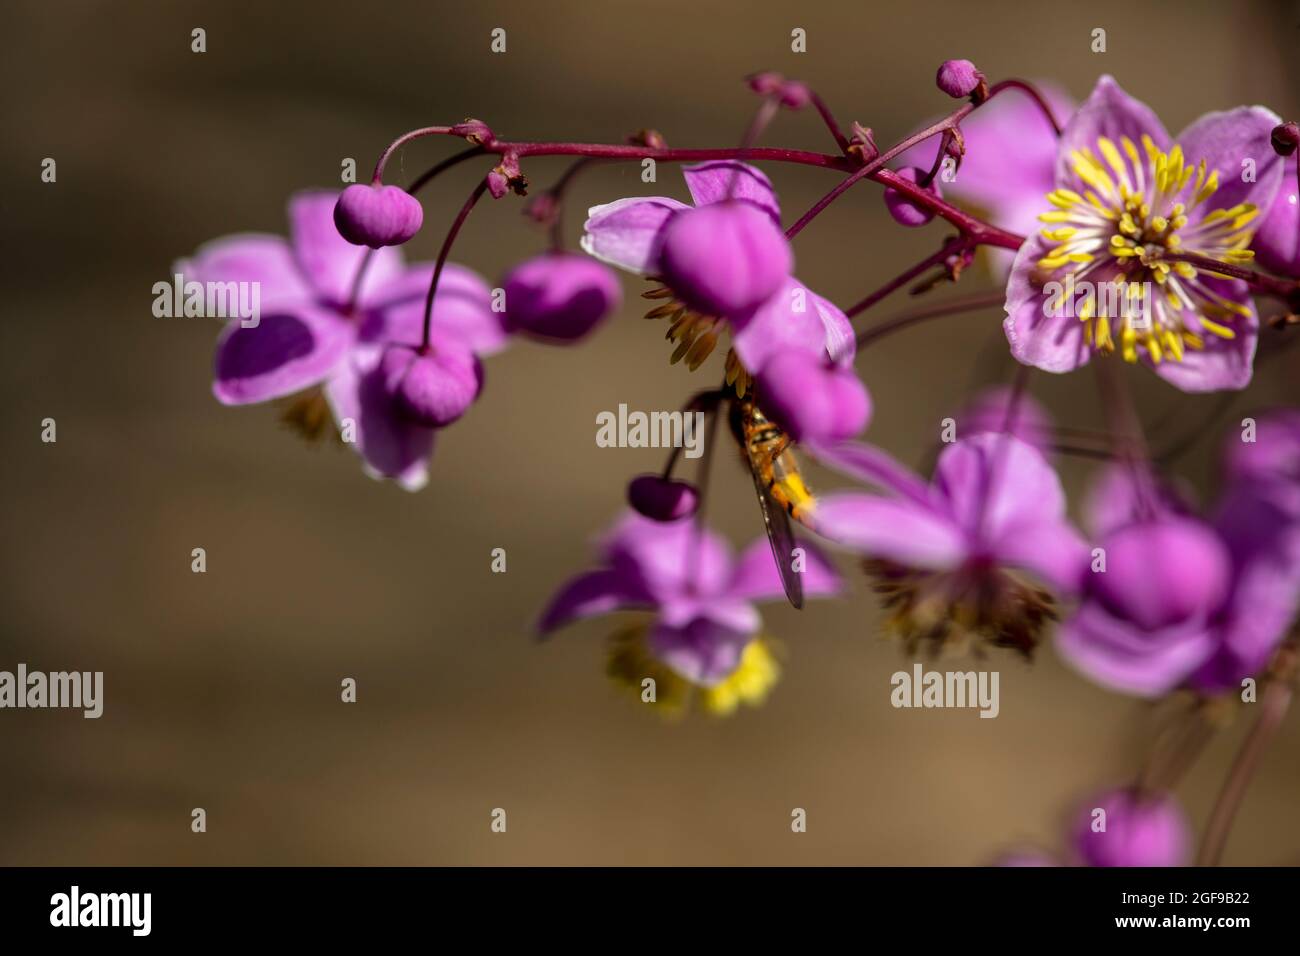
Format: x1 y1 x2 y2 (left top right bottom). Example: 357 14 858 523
178 190 507 490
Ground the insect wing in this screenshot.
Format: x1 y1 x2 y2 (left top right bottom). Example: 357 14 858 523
745 459 804 609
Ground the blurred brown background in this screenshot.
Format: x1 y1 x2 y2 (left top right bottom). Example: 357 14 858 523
1 0 1297 865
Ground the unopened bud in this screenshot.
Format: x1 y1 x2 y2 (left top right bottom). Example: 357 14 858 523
1272 121 1300 157
451 118 494 146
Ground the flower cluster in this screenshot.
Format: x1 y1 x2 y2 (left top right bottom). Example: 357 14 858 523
180 63 1300 863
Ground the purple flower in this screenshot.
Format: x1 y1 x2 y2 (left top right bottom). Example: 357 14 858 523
1072 789 1190 867
805 433 1088 655
177 190 507 490
501 251 622 341
1058 445 1300 697
539 513 840 695
1003 76 1285 392
583 162 851 378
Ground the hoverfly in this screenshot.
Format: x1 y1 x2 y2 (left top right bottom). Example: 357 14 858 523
727 396 816 609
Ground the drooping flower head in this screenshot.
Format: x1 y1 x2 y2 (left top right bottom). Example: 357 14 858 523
538 512 840 715
805 433 1088 656
177 190 507 490
1004 76 1285 391
501 251 622 341
1057 436 1300 697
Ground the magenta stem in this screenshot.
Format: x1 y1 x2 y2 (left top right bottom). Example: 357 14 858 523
371 125 456 183
1165 251 1300 304
421 179 490 352
809 91 850 152
855 288 1005 348
845 237 973 319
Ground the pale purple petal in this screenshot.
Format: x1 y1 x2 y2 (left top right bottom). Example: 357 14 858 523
1003 235 1091 373
681 160 781 225
728 536 841 603
1175 106 1284 226
1055 76 1170 189
809 492 966 569
175 234 313 311
324 345 436 491
212 305 352 405
289 191 404 307
933 434 1068 541
660 596 760 635
1151 278 1258 393
989 519 1090 593
580 196 689 274
731 278 855 372
1056 602 1215 697
803 439 932 505
600 513 734 602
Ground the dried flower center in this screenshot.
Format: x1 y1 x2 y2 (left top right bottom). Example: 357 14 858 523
864 559 1057 658
1037 135 1259 364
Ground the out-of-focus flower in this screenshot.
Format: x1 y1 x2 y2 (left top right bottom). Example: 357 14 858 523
897 82 1076 267
501 251 622 341
333 183 423 248
805 433 1088 656
1072 789 1190 867
177 190 506 490
1003 76 1284 392
538 513 840 713
626 474 699 522
883 166 942 227
1058 435 1300 696
952 385 1053 453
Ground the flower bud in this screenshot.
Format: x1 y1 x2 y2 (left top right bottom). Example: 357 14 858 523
883 167 942 227
1271 121 1299 157
777 80 811 110
502 252 622 341
745 71 785 97
1091 516 1230 631
380 342 483 428
657 201 792 319
1073 789 1190 867
936 59 987 101
626 129 667 149
451 118 494 145
333 184 424 248
627 474 700 522
847 122 878 165
755 351 871 444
